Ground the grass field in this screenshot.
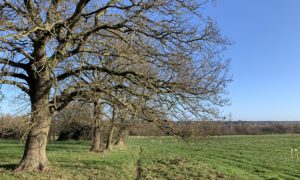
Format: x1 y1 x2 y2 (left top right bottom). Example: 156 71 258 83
0 135 300 180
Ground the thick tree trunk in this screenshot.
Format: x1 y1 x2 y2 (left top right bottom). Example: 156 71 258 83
16 47 52 171
106 123 115 150
16 93 51 171
16 120 50 171
90 101 102 152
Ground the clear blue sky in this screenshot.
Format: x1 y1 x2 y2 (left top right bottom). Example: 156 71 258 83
1 0 300 121
204 0 300 121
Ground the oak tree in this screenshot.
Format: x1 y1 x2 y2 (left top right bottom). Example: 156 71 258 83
0 0 230 171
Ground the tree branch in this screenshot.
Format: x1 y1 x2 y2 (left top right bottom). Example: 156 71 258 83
0 58 29 70
0 71 29 81
67 0 90 27
3 0 26 16
56 65 145 82
0 79 29 94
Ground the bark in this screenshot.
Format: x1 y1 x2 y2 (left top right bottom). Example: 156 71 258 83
106 123 115 150
115 135 125 146
16 44 52 171
114 129 127 147
90 102 102 152
90 125 101 152
16 84 51 171
16 117 51 171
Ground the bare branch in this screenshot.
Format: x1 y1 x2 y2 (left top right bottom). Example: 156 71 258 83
0 79 29 94
66 0 91 27
0 58 29 70
0 71 29 81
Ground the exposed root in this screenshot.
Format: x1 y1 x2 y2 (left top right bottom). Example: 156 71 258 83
15 162 50 172
15 158 50 172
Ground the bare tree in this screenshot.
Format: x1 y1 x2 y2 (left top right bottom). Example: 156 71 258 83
105 104 133 150
113 110 136 147
54 102 92 141
0 0 230 171
0 114 30 138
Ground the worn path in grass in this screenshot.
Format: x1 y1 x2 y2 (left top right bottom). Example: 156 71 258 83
0 135 300 179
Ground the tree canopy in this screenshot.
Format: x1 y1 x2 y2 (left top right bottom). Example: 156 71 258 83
0 0 230 171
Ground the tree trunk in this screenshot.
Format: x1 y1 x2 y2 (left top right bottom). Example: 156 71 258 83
91 125 101 152
114 128 127 147
90 101 102 152
106 123 115 150
16 50 52 171
115 135 125 146
16 92 51 171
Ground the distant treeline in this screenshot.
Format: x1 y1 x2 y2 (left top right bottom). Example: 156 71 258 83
183 121 300 136
1 114 300 139
128 121 300 137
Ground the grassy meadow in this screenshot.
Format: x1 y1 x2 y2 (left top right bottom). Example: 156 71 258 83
0 135 300 179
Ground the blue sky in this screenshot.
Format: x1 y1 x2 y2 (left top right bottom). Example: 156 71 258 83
1 0 300 121
204 0 300 121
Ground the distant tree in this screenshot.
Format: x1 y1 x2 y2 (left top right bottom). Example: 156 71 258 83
54 102 92 141
0 0 230 171
0 114 29 139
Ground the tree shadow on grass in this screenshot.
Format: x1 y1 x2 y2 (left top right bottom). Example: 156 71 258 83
0 164 17 170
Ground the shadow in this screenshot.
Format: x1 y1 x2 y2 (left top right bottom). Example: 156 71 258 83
0 164 18 170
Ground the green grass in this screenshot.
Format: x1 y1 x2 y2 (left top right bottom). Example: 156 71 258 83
0 135 300 179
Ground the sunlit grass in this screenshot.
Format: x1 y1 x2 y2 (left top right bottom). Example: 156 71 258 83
0 140 139 180
0 135 300 179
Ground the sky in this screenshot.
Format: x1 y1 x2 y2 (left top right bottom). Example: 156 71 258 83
203 0 300 121
1 0 300 121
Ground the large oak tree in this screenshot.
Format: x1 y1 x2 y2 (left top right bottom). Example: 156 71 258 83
0 0 230 171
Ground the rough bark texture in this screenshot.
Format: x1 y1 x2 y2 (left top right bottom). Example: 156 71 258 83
90 101 102 152
106 124 115 150
16 116 51 171
16 44 52 171
16 85 51 171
